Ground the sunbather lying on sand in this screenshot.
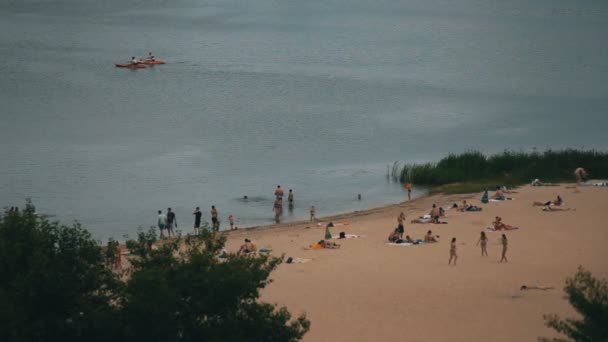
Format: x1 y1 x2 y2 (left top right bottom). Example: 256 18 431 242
309 240 340 249
411 215 446 224
542 206 574 212
491 187 506 200
388 229 401 243
424 230 439 243
533 195 563 207
520 285 554 291
492 216 518 231
458 200 482 212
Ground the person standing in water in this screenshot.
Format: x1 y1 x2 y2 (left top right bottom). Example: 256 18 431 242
476 231 488 256
211 206 219 231
193 207 202 234
274 185 284 199
288 189 294 209
273 199 282 223
500 234 508 262
157 210 167 238
448 237 457 265
310 206 316 222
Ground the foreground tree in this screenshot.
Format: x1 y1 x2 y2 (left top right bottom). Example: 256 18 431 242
540 266 608 342
121 228 310 342
0 203 309 342
0 201 120 342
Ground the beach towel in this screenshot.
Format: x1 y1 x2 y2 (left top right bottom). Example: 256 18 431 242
582 182 608 187
481 191 489 204
259 248 272 253
489 198 513 202
465 207 482 212
331 234 365 239
387 240 424 246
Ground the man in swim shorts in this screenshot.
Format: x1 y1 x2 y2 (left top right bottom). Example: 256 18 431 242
211 206 219 231
193 207 202 234
157 210 167 238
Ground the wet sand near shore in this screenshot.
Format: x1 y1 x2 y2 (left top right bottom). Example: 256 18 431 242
219 183 608 342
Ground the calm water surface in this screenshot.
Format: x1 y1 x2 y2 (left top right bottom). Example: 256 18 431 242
1 0 607 240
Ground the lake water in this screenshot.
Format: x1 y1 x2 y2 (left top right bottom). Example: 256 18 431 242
1 0 607 241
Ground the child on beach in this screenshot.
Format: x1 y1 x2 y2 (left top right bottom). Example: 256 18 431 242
448 238 457 265
310 206 316 222
476 231 488 256
500 234 508 263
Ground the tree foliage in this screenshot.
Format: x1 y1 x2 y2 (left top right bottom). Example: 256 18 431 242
0 202 310 342
540 266 608 342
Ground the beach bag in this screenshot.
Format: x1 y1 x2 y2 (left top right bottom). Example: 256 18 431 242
481 190 489 204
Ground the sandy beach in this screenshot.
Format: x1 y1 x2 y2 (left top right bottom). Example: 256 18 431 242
218 183 608 341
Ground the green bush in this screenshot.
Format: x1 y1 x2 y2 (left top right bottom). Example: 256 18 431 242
540 266 608 342
0 203 310 342
399 149 608 191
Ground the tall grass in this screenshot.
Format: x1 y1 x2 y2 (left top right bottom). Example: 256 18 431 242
399 149 608 191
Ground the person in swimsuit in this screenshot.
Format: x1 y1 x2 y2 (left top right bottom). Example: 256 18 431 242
157 210 167 238
574 167 587 185
500 234 508 263
493 216 518 231
533 195 563 207
404 182 412 200
477 231 488 256
520 285 554 290
238 238 257 255
424 230 439 243
310 206 316 222
130 56 140 64
388 228 401 243
193 207 202 234
145 51 155 61
166 208 177 238
491 186 505 200
274 185 284 200
397 212 405 238
273 199 282 223
448 237 457 265
288 189 294 209
211 206 219 231
228 214 235 230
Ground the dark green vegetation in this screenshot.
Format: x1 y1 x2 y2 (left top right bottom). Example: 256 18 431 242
540 267 608 342
393 149 608 194
0 202 309 342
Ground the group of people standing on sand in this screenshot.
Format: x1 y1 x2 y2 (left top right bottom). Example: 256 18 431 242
157 205 234 238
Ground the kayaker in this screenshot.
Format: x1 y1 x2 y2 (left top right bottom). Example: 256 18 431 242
146 52 155 61
130 56 139 64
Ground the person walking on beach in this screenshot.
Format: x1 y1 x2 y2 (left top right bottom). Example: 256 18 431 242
288 189 294 209
193 207 202 234
310 206 316 222
574 167 587 185
166 208 177 237
211 206 219 231
404 182 412 200
476 231 488 256
448 237 457 265
157 210 167 238
228 214 235 230
500 234 508 263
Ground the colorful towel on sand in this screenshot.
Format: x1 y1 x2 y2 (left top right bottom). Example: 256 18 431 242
489 198 513 202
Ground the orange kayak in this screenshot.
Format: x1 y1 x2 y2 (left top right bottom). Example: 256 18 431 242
115 63 146 69
141 59 166 65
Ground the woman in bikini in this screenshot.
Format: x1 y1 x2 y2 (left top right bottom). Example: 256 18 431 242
477 231 488 256
500 234 508 263
448 237 457 265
